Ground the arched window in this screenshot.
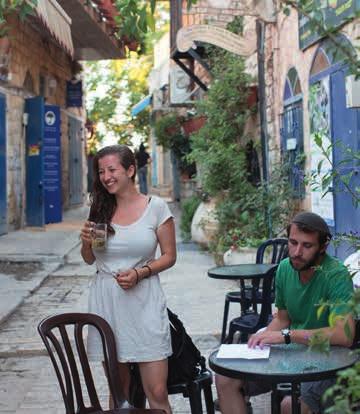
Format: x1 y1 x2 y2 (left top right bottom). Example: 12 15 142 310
283 67 302 102
281 67 304 198
310 35 354 77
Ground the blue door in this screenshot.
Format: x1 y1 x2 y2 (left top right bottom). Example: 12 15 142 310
25 97 45 227
0 93 6 235
44 105 62 223
280 102 305 198
330 69 360 259
68 116 83 205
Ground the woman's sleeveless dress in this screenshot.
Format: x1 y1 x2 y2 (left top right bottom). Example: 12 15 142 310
87 196 173 362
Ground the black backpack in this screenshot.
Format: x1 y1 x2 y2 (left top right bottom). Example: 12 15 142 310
128 309 207 407
167 308 206 385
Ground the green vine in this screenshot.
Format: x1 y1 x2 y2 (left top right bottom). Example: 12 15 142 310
0 0 37 36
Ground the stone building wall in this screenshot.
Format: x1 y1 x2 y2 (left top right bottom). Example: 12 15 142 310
1 15 86 230
268 8 359 209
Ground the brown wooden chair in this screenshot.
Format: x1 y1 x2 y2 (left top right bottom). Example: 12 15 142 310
38 312 165 414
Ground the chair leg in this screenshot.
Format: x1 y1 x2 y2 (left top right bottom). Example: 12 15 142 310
203 384 215 414
188 383 203 414
221 297 230 343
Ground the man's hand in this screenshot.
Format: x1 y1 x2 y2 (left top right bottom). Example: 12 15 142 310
248 330 284 348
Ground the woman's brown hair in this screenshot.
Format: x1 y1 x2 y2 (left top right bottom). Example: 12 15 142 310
88 145 136 234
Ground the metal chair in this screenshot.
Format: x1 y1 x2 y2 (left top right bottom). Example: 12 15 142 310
38 312 165 414
221 238 288 343
227 265 277 343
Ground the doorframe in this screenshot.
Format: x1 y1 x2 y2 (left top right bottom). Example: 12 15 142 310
0 92 7 235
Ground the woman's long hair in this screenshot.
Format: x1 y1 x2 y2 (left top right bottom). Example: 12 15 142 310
88 145 137 234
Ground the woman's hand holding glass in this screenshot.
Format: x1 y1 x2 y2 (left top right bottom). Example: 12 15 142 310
114 268 138 290
81 221 95 247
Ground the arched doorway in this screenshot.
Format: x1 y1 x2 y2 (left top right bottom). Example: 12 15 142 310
309 35 360 259
280 67 304 198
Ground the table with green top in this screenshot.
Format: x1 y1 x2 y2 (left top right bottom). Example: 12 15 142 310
207 263 277 280
209 344 358 414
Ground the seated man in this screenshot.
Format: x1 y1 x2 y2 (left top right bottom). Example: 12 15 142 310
216 212 355 414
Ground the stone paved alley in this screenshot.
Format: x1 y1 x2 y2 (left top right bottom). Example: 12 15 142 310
0 202 271 413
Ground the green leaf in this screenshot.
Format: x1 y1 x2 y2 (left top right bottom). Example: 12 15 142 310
314 133 323 148
146 11 155 32
317 159 324 175
317 304 325 319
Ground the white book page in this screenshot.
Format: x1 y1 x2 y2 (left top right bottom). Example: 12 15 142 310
217 344 270 359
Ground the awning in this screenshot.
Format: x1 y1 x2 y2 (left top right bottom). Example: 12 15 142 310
131 95 152 117
30 0 74 57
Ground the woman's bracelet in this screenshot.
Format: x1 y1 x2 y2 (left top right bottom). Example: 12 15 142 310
141 264 152 278
133 268 139 284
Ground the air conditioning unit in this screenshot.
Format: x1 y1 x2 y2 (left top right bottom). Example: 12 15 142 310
170 66 194 105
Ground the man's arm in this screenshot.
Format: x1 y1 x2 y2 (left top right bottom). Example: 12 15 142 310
291 315 355 347
248 310 355 348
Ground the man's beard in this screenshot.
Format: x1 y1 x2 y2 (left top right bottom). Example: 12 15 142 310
289 250 323 271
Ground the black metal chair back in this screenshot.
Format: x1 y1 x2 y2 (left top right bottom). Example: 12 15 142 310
220 238 288 343
38 312 164 414
256 238 289 264
227 265 277 343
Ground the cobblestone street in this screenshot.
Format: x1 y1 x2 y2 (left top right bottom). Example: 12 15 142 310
0 204 271 413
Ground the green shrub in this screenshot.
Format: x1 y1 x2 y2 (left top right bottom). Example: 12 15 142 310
180 196 202 241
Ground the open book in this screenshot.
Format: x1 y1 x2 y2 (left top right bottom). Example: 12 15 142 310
217 344 270 359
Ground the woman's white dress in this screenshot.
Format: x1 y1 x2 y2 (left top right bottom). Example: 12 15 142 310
87 196 173 362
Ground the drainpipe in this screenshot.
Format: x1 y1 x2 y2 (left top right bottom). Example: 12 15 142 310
256 19 272 237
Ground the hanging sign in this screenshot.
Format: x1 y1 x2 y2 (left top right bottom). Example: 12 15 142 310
66 79 83 107
299 0 359 50
176 25 257 57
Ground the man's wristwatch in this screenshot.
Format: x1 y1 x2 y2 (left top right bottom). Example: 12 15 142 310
281 328 291 344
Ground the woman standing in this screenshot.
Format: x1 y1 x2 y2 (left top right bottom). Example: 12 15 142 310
80 145 176 414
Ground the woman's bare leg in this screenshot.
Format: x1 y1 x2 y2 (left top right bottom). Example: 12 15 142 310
138 359 171 414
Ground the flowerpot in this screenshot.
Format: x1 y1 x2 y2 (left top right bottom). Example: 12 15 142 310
191 198 219 247
126 40 139 51
182 116 206 135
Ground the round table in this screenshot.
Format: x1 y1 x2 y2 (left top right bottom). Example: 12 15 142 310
209 344 358 414
207 263 277 280
208 264 278 342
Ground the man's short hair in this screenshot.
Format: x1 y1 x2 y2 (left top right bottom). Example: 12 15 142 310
286 211 332 246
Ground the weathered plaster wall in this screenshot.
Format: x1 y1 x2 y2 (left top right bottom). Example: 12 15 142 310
2 15 86 230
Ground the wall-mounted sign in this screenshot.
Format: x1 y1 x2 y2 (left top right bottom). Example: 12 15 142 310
66 79 83 107
43 105 62 223
309 77 335 227
299 0 359 50
176 25 257 57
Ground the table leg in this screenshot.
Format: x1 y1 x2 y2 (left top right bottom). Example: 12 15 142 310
271 385 281 414
291 383 301 414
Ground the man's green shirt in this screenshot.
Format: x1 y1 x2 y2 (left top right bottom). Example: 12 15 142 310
275 254 353 329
